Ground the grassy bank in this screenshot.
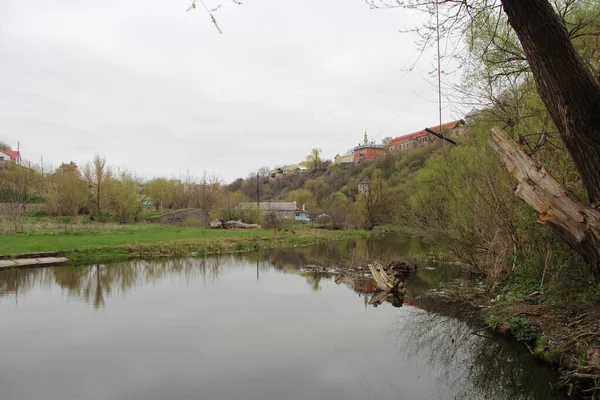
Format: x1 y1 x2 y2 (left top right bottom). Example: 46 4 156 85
0 221 381 265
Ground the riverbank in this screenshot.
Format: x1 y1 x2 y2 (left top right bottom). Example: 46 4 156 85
429 279 600 398
0 222 383 265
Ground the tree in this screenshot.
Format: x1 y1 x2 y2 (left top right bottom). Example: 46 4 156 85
189 172 223 224
83 155 112 219
257 166 271 181
356 175 393 230
305 148 323 172
46 162 88 218
0 142 12 151
107 172 142 223
0 163 39 232
144 178 172 210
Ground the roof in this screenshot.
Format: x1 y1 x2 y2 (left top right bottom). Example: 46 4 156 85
0 150 20 160
390 119 464 147
354 143 385 150
240 202 297 211
359 176 371 185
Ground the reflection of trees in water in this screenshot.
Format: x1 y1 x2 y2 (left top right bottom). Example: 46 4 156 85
0 256 229 309
394 298 564 400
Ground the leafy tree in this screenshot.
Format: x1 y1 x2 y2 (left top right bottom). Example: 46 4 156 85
107 172 142 223
46 162 88 218
0 163 39 232
144 178 172 210
284 189 316 212
305 148 323 172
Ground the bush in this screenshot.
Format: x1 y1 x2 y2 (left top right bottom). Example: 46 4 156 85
262 212 282 230
509 317 536 343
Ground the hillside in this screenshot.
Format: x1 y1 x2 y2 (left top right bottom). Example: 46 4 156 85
225 136 455 228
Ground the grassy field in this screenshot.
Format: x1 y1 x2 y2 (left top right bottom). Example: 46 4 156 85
0 219 380 264
0 224 277 254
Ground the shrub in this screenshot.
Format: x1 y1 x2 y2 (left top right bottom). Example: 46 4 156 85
509 317 536 343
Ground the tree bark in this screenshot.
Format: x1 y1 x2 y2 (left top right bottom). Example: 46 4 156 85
501 0 600 204
489 127 600 283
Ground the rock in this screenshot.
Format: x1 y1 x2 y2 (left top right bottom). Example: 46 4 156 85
209 219 223 229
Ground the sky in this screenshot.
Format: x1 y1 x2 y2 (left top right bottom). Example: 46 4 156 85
0 0 465 183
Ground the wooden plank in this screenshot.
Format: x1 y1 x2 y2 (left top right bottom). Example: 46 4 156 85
0 257 69 270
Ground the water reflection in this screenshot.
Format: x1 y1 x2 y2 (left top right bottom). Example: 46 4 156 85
0 257 233 308
396 297 564 399
0 234 566 400
0 233 437 307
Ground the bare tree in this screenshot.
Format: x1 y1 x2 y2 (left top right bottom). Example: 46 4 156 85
189 172 223 224
356 176 393 230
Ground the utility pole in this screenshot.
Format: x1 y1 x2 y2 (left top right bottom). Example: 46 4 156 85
256 172 260 208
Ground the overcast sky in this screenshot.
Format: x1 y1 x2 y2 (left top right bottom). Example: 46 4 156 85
0 0 464 183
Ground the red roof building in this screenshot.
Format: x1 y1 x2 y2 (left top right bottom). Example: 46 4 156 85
353 131 385 162
0 149 21 163
389 119 465 152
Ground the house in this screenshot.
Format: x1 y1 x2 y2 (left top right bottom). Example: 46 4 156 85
269 167 284 180
282 164 307 175
389 119 465 152
353 131 385 162
0 149 21 165
240 201 311 221
334 151 354 164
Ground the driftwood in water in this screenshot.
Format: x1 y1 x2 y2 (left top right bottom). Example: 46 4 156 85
368 261 415 292
369 289 405 307
489 127 600 283
223 220 261 229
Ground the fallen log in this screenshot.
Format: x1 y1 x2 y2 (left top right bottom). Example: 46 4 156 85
489 127 600 283
223 220 261 229
209 219 223 229
368 261 413 293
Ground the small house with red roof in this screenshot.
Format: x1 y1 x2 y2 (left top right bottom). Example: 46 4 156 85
353 131 385 162
389 119 465 153
0 149 21 165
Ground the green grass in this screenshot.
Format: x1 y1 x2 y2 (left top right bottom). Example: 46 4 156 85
0 224 276 255
0 221 380 264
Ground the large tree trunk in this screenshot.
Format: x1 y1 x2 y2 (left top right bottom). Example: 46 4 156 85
501 0 600 204
489 127 600 283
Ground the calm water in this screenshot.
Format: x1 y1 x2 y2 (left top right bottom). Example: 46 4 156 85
0 235 565 400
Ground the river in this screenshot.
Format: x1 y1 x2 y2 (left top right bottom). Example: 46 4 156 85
0 234 566 400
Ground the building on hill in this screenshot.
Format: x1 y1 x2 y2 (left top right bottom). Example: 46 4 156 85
353 130 385 163
283 164 308 175
334 151 354 164
389 119 465 153
0 149 21 165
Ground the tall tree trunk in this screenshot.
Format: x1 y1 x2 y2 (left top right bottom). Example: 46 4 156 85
501 0 600 204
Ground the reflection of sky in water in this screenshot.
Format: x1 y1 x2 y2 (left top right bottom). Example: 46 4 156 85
0 237 566 400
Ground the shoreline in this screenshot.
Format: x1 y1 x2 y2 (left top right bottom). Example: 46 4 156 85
0 228 385 267
429 279 599 399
